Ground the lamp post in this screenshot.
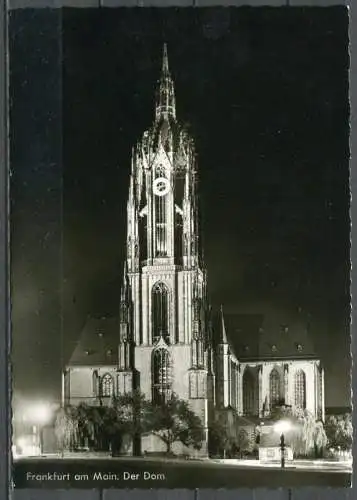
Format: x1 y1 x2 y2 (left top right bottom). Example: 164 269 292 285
280 432 286 469
274 420 291 469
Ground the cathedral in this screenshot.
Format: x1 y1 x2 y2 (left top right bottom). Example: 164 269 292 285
64 45 325 456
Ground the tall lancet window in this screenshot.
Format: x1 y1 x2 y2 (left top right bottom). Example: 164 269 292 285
155 184 167 257
138 215 147 262
269 368 281 408
243 369 258 416
174 176 184 264
152 348 172 404
152 282 169 342
101 373 113 398
294 369 306 409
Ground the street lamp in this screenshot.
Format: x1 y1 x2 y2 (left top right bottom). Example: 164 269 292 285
30 403 52 424
27 403 52 455
274 420 291 469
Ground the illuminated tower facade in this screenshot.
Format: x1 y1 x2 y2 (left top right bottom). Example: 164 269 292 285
118 44 215 455
64 45 325 457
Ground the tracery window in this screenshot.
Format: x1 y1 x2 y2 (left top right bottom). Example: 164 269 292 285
294 369 306 409
152 282 169 342
174 177 184 263
92 370 99 397
101 373 113 398
189 371 206 399
152 348 172 404
243 368 258 416
269 368 281 408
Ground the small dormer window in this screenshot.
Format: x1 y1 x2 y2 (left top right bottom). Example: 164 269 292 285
106 349 113 356
259 327 264 334
271 344 277 352
98 332 103 337
84 350 90 356
243 345 249 352
296 343 303 352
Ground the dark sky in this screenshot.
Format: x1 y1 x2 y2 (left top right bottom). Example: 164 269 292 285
10 7 350 408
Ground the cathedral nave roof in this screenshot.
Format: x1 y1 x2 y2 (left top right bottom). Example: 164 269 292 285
215 311 317 362
68 316 119 367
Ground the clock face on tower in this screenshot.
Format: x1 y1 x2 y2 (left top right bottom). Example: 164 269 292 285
153 177 170 197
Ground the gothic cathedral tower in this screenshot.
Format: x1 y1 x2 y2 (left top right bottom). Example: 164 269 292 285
117 45 214 455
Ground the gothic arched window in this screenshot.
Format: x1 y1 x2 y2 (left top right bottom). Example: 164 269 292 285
152 348 172 404
174 177 184 264
269 368 281 408
101 373 113 398
243 369 258 416
294 369 306 409
92 370 99 397
152 282 169 342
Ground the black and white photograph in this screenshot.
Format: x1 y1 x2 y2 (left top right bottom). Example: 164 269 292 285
10 6 351 489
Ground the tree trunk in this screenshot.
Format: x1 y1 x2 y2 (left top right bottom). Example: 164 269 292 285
133 433 141 457
166 440 172 454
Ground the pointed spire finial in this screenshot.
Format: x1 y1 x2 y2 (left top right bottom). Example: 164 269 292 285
220 305 228 344
162 42 169 74
155 43 176 120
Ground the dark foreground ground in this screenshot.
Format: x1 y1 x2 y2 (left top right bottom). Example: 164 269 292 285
13 457 352 489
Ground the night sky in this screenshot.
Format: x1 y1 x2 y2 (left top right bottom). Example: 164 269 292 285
10 8 350 408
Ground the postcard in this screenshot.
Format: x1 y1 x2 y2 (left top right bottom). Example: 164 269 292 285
10 6 351 489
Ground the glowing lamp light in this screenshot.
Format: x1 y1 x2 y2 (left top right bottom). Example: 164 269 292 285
13 402 54 457
27 403 52 425
17 437 28 449
273 420 292 469
15 437 41 457
274 420 292 435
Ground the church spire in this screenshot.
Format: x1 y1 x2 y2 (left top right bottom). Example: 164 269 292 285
162 42 169 75
155 43 176 121
220 305 228 344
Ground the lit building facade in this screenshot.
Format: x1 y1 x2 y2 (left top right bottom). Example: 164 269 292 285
64 45 325 455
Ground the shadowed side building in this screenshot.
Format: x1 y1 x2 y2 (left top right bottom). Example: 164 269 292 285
63 316 120 407
214 311 325 421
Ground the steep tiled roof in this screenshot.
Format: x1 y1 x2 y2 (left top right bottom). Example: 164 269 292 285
215 312 317 361
68 316 119 367
222 313 263 358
